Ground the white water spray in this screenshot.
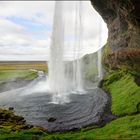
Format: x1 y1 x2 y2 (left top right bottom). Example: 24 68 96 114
46 1 104 103
47 1 85 103
97 19 103 80
48 1 68 103
73 1 83 91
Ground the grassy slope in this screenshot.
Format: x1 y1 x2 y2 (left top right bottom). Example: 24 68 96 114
0 70 140 139
103 70 140 116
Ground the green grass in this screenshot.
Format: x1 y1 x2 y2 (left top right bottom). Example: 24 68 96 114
0 114 140 140
103 70 140 116
0 70 38 80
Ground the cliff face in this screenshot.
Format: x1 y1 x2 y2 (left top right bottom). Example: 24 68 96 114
91 0 140 71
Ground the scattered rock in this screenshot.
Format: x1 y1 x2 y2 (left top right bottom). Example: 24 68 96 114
47 117 57 122
9 107 14 111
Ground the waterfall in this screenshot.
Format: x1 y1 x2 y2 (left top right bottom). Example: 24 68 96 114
73 1 83 91
46 1 104 103
48 1 67 103
97 18 103 80
97 48 102 79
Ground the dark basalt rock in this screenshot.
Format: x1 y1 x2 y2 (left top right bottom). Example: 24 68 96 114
90 0 140 70
137 102 140 112
47 117 57 122
134 76 140 86
9 107 14 111
0 109 25 125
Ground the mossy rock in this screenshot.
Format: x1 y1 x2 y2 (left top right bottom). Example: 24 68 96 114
0 109 25 125
103 70 140 116
103 48 140 72
0 108 33 132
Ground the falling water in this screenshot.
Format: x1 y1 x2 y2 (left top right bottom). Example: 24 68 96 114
47 1 84 103
48 1 67 103
73 1 83 91
97 18 103 80
47 1 104 103
97 48 102 79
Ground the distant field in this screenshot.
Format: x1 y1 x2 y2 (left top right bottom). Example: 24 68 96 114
0 61 48 71
0 61 48 79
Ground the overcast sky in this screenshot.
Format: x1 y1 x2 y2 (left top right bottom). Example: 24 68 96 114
0 1 108 61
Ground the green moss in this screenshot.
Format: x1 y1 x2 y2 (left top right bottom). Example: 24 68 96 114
103 69 127 86
0 109 25 126
103 70 140 116
0 109 46 139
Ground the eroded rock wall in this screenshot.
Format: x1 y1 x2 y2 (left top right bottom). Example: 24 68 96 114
91 0 140 71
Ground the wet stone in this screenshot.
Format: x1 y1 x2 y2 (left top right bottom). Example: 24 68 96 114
47 117 57 122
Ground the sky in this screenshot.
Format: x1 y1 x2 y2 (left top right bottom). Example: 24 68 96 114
0 1 108 61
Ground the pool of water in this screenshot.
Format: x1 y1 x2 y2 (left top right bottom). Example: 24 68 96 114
0 78 112 132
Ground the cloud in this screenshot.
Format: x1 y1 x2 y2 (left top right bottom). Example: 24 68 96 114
0 1 108 60
0 19 33 47
0 1 55 25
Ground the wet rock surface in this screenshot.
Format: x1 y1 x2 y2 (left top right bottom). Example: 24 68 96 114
0 80 113 132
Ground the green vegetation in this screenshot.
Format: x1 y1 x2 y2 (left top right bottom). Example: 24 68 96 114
0 70 38 80
0 61 48 80
0 62 48 72
0 108 46 140
103 70 140 116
